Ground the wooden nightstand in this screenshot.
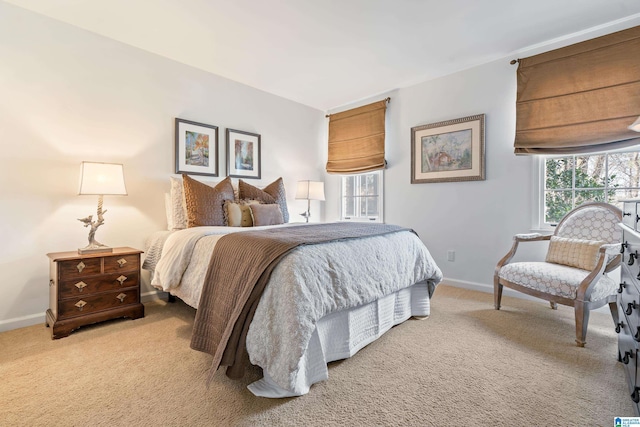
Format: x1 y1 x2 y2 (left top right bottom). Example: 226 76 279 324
45 247 145 339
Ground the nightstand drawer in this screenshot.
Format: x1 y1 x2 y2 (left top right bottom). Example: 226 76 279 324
59 258 102 279
104 254 140 273
59 272 140 299
58 289 139 319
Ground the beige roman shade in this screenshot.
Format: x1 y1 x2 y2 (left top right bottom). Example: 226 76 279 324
326 99 387 174
514 25 640 155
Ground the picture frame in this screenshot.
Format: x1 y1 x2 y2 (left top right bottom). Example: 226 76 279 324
411 114 485 184
175 118 219 177
226 128 261 179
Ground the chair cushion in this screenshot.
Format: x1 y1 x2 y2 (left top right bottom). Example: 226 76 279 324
545 236 604 271
498 262 616 302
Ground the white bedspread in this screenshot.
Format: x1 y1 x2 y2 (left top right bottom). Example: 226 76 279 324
246 229 442 395
149 224 442 396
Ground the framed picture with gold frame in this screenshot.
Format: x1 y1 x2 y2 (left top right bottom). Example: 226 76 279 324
411 114 485 183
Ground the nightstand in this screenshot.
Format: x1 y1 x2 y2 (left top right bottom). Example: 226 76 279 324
45 247 145 339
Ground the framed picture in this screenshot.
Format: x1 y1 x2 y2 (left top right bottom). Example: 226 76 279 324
175 118 219 177
411 114 485 184
226 128 261 179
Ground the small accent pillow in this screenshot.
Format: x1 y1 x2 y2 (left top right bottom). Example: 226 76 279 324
238 178 289 223
182 175 235 227
169 176 188 230
250 203 284 226
545 236 605 271
224 200 260 227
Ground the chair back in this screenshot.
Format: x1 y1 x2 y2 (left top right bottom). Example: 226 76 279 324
554 202 622 244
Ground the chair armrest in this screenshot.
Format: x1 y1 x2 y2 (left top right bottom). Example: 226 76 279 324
599 243 620 256
576 243 622 300
495 234 552 274
514 233 552 242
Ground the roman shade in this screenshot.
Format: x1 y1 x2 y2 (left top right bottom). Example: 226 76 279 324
514 25 640 155
326 99 388 174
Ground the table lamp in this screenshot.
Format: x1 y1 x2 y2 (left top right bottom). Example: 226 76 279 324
295 180 325 222
77 161 127 254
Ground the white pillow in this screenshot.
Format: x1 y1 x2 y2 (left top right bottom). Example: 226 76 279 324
169 176 188 230
164 193 174 230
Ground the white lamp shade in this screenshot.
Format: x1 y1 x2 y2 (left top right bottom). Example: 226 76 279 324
630 116 640 132
295 180 325 201
78 162 127 195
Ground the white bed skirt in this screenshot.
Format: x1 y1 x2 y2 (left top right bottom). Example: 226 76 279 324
247 281 431 398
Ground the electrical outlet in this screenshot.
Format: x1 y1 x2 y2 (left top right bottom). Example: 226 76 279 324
447 250 455 262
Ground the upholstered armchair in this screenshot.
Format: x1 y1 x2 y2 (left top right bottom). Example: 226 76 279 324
494 202 622 347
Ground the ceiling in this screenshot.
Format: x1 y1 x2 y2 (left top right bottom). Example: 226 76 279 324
5 0 640 111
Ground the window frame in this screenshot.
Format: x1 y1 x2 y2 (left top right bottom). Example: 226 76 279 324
340 170 384 223
535 148 640 230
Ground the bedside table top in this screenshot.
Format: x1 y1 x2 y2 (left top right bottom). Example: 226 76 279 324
47 247 143 262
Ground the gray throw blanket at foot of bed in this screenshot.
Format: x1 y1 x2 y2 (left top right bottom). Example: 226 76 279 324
190 222 412 383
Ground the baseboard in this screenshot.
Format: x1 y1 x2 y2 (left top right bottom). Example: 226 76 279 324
442 277 609 313
0 290 166 333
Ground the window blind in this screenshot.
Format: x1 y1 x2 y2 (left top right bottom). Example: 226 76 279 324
326 99 387 174
514 25 640 155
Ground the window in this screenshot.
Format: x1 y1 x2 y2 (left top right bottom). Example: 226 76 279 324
340 170 383 222
540 150 640 225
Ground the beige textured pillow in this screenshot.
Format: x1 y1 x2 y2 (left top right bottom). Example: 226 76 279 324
224 200 260 227
182 175 235 227
545 236 605 271
238 178 289 223
169 176 188 230
250 204 284 226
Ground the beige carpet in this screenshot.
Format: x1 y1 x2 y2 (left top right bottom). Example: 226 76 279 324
0 284 632 426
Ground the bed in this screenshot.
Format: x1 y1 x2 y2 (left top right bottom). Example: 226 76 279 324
142 176 442 397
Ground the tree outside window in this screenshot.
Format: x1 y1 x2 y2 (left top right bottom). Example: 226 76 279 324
544 151 640 224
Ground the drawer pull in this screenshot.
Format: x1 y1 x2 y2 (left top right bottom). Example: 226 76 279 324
618 282 627 293
624 211 632 217
75 300 87 311
116 293 127 303
74 281 88 292
623 351 634 365
633 387 640 404
616 321 624 333
622 241 629 253
116 275 128 285
76 261 86 273
49 279 54 287
117 258 127 267
626 301 637 316
629 251 638 266
634 327 640 342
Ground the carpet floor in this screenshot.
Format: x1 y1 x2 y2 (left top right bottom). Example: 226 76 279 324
0 284 632 426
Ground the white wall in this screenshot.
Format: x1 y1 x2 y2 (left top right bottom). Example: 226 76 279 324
0 3 325 331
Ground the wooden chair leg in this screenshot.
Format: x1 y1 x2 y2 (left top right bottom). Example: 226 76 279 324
494 277 503 310
609 301 619 326
574 301 590 347
550 301 558 310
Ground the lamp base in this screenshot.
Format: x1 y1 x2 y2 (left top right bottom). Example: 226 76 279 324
78 244 113 255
